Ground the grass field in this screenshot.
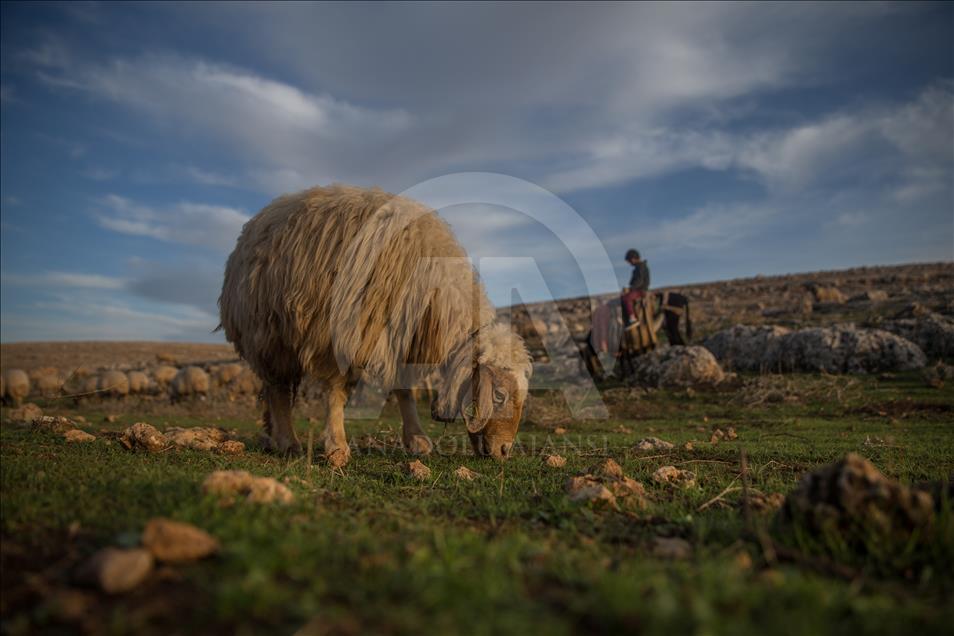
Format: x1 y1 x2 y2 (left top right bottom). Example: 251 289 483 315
2 372 953 635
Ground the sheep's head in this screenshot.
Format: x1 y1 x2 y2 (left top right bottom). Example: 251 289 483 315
431 324 532 460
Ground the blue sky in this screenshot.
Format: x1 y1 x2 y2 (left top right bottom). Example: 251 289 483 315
1 2 951 342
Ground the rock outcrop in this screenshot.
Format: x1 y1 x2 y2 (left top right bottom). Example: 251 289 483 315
631 346 725 387
705 324 926 373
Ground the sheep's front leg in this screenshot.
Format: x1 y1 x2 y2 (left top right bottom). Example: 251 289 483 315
322 378 352 467
395 389 433 456
263 383 302 455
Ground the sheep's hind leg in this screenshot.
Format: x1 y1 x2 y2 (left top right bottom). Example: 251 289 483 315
322 378 352 467
263 383 302 455
395 389 433 456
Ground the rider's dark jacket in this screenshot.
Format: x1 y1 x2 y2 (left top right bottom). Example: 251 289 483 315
629 260 650 292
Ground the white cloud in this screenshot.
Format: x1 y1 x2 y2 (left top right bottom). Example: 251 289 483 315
96 194 249 251
81 166 119 181
616 203 778 253
440 204 534 254
183 166 239 188
1 271 126 289
19 34 71 69
546 82 954 196
543 128 735 192
37 54 412 193
1 299 217 342
23 4 940 201
834 211 866 228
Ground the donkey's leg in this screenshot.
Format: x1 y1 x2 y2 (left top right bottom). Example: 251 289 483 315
263 382 302 455
322 376 352 467
395 389 433 456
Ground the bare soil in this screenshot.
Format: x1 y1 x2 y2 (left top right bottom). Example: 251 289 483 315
0 341 237 373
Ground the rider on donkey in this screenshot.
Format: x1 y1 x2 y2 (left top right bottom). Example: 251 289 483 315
622 248 650 326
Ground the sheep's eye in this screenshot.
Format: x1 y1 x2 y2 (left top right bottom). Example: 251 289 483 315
493 389 507 405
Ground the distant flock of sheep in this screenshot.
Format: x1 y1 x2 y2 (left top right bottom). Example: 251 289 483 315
0 361 263 407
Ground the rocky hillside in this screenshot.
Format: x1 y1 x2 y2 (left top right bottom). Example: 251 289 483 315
499 261 954 350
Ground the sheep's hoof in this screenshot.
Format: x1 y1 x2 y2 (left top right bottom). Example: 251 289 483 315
404 435 434 456
325 446 351 468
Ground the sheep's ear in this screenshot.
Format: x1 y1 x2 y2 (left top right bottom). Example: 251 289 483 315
463 366 493 433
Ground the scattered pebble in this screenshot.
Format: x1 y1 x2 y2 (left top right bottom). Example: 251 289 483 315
683 441 694 451
63 429 96 443
202 470 294 504
609 476 647 500
566 463 648 509
710 429 726 444
726 427 738 440
635 437 674 451
651 536 692 559
553 427 568 435
454 466 478 481
652 465 697 488
164 426 244 454
141 518 219 563
6 403 43 425
104 414 119 423
120 422 167 452
405 460 431 480
566 476 618 508
75 548 153 594
217 440 245 454
734 551 753 571
165 426 227 451
544 454 567 468
593 458 624 480
746 492 786 512
32 415 75 434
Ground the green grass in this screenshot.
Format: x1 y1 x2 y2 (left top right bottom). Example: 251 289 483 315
2 372 953 635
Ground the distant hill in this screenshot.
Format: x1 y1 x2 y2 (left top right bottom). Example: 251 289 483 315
498 261 954 346
3 262 951 372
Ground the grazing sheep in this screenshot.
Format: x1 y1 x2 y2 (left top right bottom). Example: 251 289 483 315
213 363 244 388
3 369 30 406
64 375 100 403
72 365 94 379
153 365 178 390
99 370 130 398
219 184 531 464
127 371 151 394
228 367 261 397
32 368 62 397
80 375 101 397
28 367 58 383
171 366 210 401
